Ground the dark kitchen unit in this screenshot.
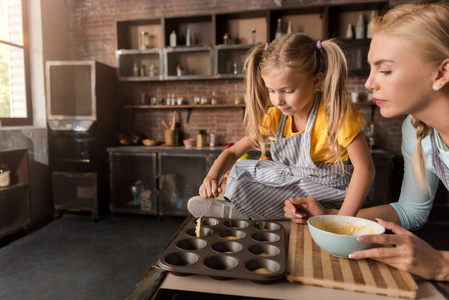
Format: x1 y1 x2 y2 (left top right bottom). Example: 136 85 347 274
45 60 119 220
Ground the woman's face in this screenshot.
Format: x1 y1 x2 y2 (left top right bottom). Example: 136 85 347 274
263 71 320 118
365 33 435 118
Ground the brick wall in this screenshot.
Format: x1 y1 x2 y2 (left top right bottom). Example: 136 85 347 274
66 0 408 158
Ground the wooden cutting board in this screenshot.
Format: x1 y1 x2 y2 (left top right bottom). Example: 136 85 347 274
286 224 418 299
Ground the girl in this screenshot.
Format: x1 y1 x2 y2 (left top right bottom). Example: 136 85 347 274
188 33 374 220
284 2 449 281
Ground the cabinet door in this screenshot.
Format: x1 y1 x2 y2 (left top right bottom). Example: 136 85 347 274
0 148 30 238
0 185 30 238
109 152 158 215
158 153 212 216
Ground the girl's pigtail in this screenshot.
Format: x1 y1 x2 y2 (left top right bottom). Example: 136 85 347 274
243 44 270 158
410 117 432 193
320 39 351 171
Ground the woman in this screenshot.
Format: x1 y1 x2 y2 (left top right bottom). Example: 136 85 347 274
284 1 449 281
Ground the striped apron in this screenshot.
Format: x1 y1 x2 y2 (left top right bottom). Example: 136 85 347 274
224 94 353 220
430 129 449 189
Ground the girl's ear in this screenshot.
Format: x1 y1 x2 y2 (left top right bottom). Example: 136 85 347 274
434 58 449 89
313 72 324 90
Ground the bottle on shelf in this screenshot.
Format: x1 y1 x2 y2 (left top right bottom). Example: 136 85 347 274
170 30 177 47
275 18 283 39
365 123 375 150
223 33 230 45
139 31 149 50
171 94 176 105
166 93 171 106
148 64 157 77
211 91 216 105
132 63 138 77
209 133 216 147
186 28 191 46
355 12 365 40
366 11 377 39
287 21 292 34
345 24 353 39
139 64 146 77
274 18 283 39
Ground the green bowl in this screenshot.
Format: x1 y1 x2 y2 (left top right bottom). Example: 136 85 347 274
307 215 385 258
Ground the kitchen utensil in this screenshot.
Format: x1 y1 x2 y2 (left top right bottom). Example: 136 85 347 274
158 217 287 283
161 120 169 130
307 215 385 258
170 111 177 130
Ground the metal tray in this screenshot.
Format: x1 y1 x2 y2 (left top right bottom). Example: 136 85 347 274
157 217 287 283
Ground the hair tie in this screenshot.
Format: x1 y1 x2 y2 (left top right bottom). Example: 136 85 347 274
316 40 322 50
264 42 269 51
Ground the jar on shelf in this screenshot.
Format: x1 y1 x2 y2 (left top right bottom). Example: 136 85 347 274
0 164 11 187
139 31 150 50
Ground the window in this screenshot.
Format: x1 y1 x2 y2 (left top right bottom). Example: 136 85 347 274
0 0 32 126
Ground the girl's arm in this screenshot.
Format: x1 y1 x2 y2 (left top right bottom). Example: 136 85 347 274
199 136 253 199
339 131 375 216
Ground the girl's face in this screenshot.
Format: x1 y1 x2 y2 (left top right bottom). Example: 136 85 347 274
263 71 320 118
365 33 434 119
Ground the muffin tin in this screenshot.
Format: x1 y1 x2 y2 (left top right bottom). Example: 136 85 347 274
157 217 287 283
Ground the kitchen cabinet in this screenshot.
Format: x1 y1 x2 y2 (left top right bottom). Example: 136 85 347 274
364 149 394 207
107 146 220 216
0 148 30 239
108 149 158 215
158 151 216 216
115 1 388 81
108 146 394 217
164 46 213 80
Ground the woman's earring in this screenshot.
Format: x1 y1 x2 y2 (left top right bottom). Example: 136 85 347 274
433 83 441 91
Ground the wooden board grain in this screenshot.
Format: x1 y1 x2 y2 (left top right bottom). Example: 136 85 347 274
286 224 418 299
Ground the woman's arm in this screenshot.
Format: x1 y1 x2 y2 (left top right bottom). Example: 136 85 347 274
199 136 253 199
339 131 375 216
349 219 449 281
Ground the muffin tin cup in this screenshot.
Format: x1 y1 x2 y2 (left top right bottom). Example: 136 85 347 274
158 218 287 282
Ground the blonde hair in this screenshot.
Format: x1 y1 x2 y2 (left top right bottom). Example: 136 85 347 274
243 33 351 168
371 1 449 190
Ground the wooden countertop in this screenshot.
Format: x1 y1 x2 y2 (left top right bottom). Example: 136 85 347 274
127 216 446 300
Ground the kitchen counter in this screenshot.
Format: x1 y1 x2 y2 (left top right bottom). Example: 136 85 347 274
108 145 225 155
127 216 446 300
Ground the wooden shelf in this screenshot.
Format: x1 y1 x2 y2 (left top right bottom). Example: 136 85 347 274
126 104 246 123
116 2 389 82
354 101 376 106
126 104 245 109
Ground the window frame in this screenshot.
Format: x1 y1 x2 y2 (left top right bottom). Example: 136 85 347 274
0 0 33 126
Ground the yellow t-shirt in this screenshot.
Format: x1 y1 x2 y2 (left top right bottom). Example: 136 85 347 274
260 100 364 163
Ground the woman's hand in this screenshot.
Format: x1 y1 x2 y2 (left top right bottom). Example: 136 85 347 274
199 177 222 199
349 219 447 281
283 197 329 224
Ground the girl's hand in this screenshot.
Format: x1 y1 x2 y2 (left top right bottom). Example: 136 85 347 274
284 197 328 224
349 219 446 280
199 177 222 199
